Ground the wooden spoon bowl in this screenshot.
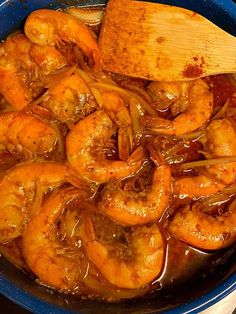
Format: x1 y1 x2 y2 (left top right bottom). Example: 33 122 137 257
99 0 236 81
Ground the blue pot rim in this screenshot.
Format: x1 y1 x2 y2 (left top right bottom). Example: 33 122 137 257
0 271 235 313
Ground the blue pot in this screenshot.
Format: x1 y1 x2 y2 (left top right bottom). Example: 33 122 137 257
0 1 235 313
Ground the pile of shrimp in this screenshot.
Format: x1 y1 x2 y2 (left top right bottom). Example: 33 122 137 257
0 7 235 302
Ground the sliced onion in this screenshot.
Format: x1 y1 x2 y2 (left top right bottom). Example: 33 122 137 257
221 183 236 194
177 129 205 140
95 73 118 86
89 82 156 115
75 68 93 83
211 100 229 120
197 168 226 185
50 122 65 157
201 193 233 212
118 126 133 161
179 156 236 170
73 47 96 78
67 8 104 26
41 65 77 89
197 150 212 159
165 142 183 156
31 181 44 217
90 87 103 108
129 96 144 147
125 84 153 104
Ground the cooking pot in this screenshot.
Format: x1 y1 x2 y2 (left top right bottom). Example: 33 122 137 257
0 0 235 313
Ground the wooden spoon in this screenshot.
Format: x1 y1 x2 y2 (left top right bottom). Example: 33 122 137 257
99 0 236 81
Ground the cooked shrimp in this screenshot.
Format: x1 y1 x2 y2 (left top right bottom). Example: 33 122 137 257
0 112 58 156
38 73 97 123
144 79 213 136
66 110 145 183
175 119 236 197
1 33 66 74
205 119 236 184
0 162 68 243
0 58 32 110
23 189 151 298
0 34 66 109
102 91 132 160
81 214 164 289
99 164 171 226
0 34 32 64
101 92 131 128
29 45 66 75
22 188 91 290
147 81 188 111
24 9 101 67
168 203 236 250
174 176 225 198
0 35 32 109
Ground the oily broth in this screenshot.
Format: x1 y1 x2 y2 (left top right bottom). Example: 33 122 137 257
0 6 235 302
2 178 235 301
